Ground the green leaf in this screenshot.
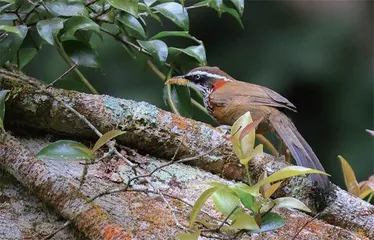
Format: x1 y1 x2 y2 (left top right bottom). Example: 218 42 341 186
0 90 9 131
162 84 192 117
0 25 22 37
259 166 330 186
116 12 146 39
0 25 27 66
138 40 167 65
61 16 100 41
108 0 138 17
63 41 99 68
211 0 223 16
92 130 125 153
16 47 37 69
212 188 241 220
144 0 157 7
0 3 13 14
190 186 220 228
150 31 202 44
230 183 259 212
248 212 286 233
359 183 374 199
169 45 207 65
176 230 201 240
44 0 88 17
273 197 311 213
36 18 64 45
221 4 243 29
230 212 259 230
154 2 189 30
231 0 244 16
138 3 162 24
338 155 360 196
36 140 94 161
264 181 283 199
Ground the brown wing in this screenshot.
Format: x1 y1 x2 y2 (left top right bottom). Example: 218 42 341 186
211 80 297 112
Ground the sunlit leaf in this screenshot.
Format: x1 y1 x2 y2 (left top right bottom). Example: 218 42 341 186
108 0 138 17
0 90 9 131
264 181 283 199
338 155 360 196
230 183 259 212
273 197 311 212
239 144 263 165
359 183 374 199
248 212 286 233
366 129 374 137
36 18 64 45
116 11 146 39
144 0 157 7
150 31 202 44
230 212 259 230
0 25 22 37
0 25 27 66
36 140 94 161
137 40 168 66
44 0 88 17
231 0 244 16
175 230 201 240
63 41 99 68
212 188 241 220
190 186 220 228
61 16 100 41
169 45 207 65
259 166 329 186
92 130 125 153
154 2 189 30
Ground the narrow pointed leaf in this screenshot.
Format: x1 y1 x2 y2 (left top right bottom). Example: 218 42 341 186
36 140 94 161
150 31 202 44
260 166 330 186
230 212 259 230
108 0 138 17
137 40 168 66
231 0 244 16
239 117 263 140
359 183 374 199
338 155 360 196
273 197 311 212
92 130 125 153
154 2 189 30
264 181 283 199
222 5 243 28
190 187 220 228
36 18 64 45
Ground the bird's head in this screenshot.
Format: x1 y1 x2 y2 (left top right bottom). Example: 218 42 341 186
165 66 233 98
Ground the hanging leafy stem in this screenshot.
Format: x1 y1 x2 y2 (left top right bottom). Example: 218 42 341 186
0 0 244 117
180 111 329 239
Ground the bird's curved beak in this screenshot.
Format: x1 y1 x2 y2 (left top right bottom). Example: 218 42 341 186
164 76 188 86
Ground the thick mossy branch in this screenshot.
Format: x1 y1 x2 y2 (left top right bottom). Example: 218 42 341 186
0 68 373 238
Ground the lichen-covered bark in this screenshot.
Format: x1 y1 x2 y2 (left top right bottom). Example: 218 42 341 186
1 134 367 240
0 134 132 239
0 68 373 238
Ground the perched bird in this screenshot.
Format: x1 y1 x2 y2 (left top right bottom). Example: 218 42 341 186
165 66 329 186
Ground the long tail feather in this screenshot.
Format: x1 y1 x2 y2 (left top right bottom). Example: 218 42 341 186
270 112 329 186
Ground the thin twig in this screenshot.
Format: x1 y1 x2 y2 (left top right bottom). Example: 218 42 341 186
291 213 321 240
48 63 78 87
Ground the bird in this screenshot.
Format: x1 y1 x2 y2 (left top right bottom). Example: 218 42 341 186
165 66 329 186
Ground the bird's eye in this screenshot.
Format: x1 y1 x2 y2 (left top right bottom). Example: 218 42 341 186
195 75 201 80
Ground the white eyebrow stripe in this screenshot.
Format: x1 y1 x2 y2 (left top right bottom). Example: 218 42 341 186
186 71 232 81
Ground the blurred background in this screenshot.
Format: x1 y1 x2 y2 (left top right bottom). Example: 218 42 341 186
24 0 373 187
